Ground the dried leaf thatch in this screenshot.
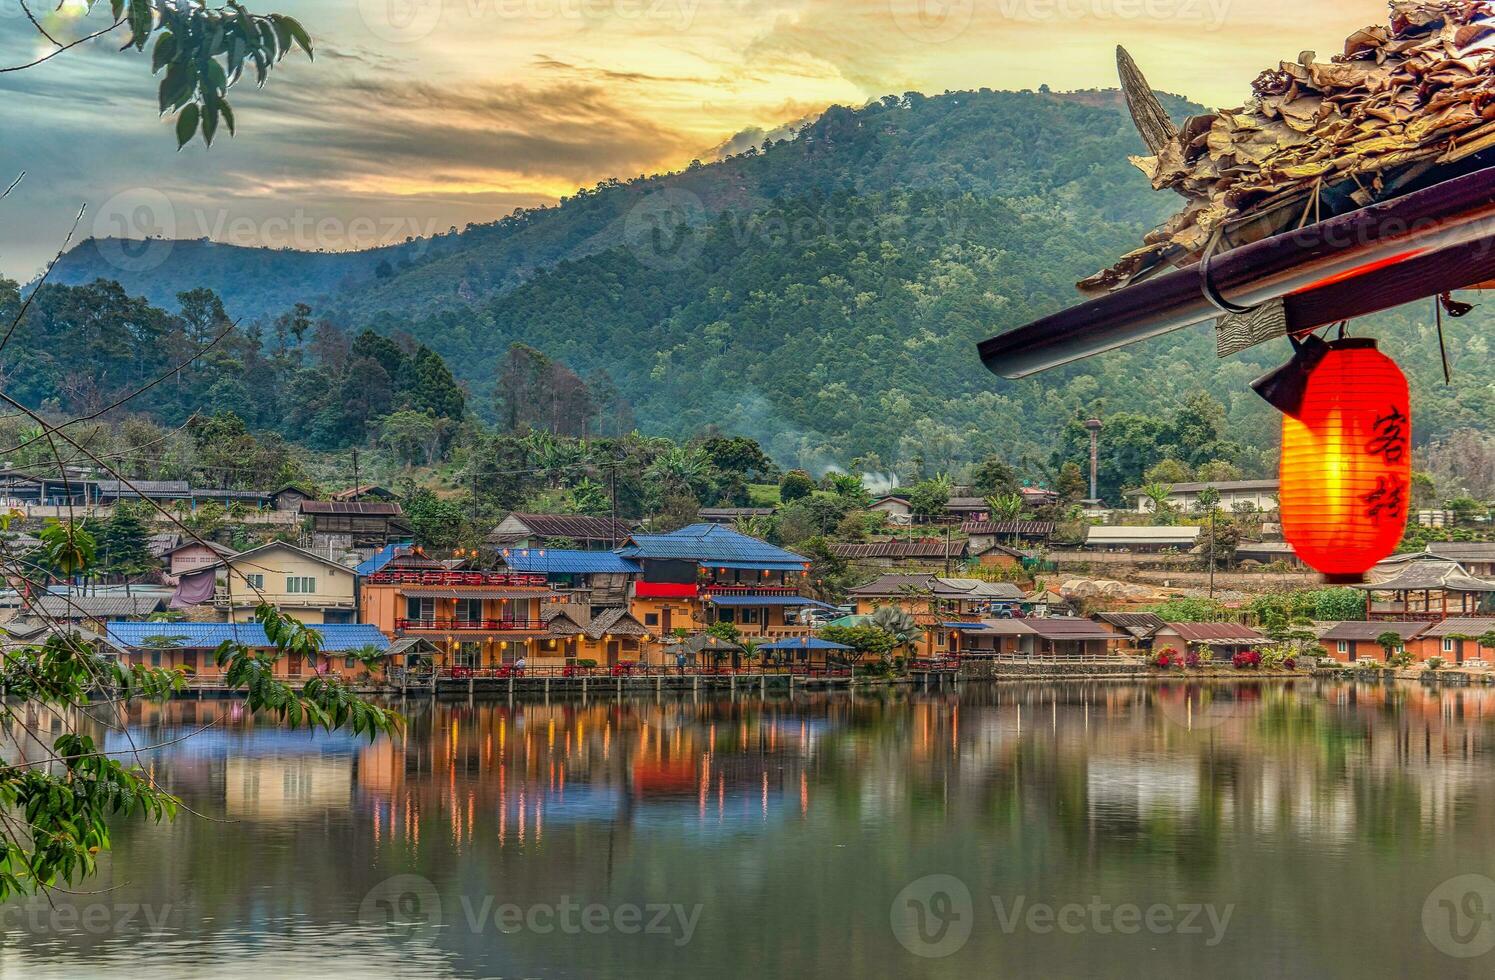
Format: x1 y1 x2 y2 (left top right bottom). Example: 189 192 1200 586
1083 0 1495 295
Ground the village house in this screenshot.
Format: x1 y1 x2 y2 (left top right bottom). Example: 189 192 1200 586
332 485 400 503
1320 621 1427 663
540 604 652 667
1094 612 1168 650
848 574 1025 657
1126 479 1280 515
829 539 967 571
500 547 640 610
962 617 1117 660
301 500 414 550
869 495 914 526
164 539 237 578
963 520 1055 550
0 465 99 506
104 621 389 680
1234 541 1305 567
616 524 830 648
1409 618 1495 664
1412 543 1495 579
1358 556 1495 620
1151 622 1266 658
358 549 560 670
209 541 358 625
489 512 634 550
1084 526 1201 553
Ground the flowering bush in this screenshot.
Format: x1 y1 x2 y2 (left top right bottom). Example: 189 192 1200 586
1232 650 1262 670
1283 657 1297 671
1185 649 1201 669
1154 649 1176 669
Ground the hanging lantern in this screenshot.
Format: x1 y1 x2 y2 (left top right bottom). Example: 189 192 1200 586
1275 337 1410 583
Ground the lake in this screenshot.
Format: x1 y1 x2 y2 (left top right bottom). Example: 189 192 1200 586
2 679 1495 978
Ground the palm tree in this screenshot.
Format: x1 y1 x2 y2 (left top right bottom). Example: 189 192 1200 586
869 606 922 662
986 493 1026 522
732 515 776 540
1140 482 1175 524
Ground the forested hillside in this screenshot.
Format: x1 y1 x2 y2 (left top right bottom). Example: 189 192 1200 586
40 87 1495 494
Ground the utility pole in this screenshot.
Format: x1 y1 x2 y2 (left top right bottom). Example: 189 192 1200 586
351 448 360 497
609 460 619 548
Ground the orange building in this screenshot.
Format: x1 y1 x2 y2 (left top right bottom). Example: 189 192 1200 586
358 550 564 668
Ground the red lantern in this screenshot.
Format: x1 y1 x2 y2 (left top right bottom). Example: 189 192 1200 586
1279 338 1410 583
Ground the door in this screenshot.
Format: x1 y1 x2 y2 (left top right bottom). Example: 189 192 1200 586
606 640 621 666
287 654 302 677
661 607 672 634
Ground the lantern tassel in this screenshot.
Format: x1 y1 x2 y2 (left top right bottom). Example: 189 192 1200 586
1250 332 1332 419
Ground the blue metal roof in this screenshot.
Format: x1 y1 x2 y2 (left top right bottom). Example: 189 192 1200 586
759 637 853 651
708 560 806 572
708 595 838 609
941 622 988 630
107 622 269 648
618 524 807 567
355 542 414 577
105 622 388 652
501 549 642 575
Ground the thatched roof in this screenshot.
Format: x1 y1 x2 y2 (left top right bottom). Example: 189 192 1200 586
1088 2 1495 294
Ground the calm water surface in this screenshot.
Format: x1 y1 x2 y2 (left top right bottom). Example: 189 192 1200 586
2 680 1495 978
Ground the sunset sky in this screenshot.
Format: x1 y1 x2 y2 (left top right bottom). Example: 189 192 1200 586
0 0 1387 277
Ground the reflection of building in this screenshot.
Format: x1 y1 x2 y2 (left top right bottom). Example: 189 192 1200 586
225 755 352 819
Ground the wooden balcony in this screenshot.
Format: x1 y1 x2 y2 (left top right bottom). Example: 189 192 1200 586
395 618 547 633
367 569 548 588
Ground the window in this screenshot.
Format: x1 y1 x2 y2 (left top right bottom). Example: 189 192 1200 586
406 597 435 622
739 608 760 625
457 598 484 623
1337 641 1349 654
286 576 316 594
245 573 264 590
1444 638 1456 653
344 656 357 670
150 651 162 668
644 613 659 627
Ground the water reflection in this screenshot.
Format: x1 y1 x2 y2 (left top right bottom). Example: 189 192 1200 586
3 680 1495 977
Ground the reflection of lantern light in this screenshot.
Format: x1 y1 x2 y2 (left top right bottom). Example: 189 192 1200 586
1279 338 1410 583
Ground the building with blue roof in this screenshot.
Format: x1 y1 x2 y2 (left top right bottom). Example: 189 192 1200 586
617 524 822 644
105 621 389 683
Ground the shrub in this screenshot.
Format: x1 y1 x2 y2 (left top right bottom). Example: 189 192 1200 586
1185 649 1201 669
1232 650 1262 670
1283 657 1297 672
1427 656 1445 671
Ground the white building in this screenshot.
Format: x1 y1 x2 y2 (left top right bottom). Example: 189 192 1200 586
1126 479 1279 515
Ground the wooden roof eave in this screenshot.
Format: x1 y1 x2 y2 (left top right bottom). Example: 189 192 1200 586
979 166 1495 379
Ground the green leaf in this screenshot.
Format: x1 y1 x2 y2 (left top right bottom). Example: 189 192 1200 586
220 100 236 135
150 31 177 73
280 15 313 59
175 104 200 149
127 0 153 50
202 102 218 146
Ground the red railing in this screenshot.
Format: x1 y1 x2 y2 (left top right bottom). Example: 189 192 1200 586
396 618 547 632
367 569 548 588
430 663 858 680
699 585 802 597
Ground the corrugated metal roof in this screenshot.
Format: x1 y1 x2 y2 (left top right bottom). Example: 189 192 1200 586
501 549 641 574
494 513 633 542
31 594 165 620
830 541 953 560
962 520 1055 536
105 622 388 652
1087 526 1201 544
301 501 405 516
1159 622 1265 643
1359 559 1495 592
707 595 838 609
1024 618 1116 640
618 524 807 566
1420 618 1495 638
759 638 853 650
1321 621 1429 641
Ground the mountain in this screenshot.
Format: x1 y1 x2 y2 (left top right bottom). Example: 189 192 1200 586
44 86 1495 486
51 88 1192 322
